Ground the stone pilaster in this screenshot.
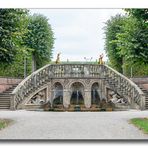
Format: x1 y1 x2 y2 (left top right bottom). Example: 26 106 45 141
84 89 91 108
63 89 70 108
10 94 16 110
47 83 53 105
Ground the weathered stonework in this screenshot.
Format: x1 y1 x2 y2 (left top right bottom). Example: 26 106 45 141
11 64 146 110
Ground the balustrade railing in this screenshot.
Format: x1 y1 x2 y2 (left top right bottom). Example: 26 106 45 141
11 64 145 110
102 65 145 109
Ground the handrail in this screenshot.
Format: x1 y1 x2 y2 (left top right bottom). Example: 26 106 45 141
12 64 51 94
103 65 145 110
104 65 144 95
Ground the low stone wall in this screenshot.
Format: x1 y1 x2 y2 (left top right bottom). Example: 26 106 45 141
130 77 148 84
0 77 22 93
130 77 148 90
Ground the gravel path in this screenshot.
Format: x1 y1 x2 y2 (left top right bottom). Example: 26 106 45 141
0 110 148 139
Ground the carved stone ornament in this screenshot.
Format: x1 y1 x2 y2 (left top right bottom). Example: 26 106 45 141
28 89 46 105
85 79 90 85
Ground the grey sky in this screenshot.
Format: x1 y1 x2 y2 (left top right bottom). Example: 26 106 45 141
30 9 125 62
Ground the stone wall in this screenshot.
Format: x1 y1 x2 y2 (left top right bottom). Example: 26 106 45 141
130 77 148 90
130 77 148 84
0 77 22 93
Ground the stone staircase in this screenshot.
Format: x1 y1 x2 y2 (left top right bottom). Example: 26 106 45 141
0 84 18 110
138 86 148 110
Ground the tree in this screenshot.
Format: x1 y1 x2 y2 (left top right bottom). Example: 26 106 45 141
24 14 54 72
116 17 148 65
0 9 29 63
125 9 148 23
104 9 148 76
104 14 126 73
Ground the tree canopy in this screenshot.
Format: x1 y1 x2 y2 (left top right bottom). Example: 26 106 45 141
24 14 54 71
0 9 55 78
125 9 148 22
0 9 28 63
104 14 126 73
104 9 148 76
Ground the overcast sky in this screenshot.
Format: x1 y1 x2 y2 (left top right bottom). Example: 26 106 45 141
30 9 125 62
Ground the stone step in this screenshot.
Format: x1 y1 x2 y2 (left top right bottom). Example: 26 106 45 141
0 84 17 110
1 90 14 92
0 103 10 105
0 105 10 108
0 108 10 110
0 107 10 109
0 104 10 107
0 96 11 99
0 93 11 95
0 100 10 102
0 99 10 101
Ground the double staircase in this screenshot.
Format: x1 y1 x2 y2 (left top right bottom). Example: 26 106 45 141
0 84 18 110
0 64 147 110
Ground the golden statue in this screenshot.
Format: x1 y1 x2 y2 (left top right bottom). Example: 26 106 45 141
55 52 61 64
98 53 104 64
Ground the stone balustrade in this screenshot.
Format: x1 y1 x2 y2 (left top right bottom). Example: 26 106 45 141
11 64 145 110
103 65 145 110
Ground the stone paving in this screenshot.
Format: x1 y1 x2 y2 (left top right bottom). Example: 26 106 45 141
0 110 148 139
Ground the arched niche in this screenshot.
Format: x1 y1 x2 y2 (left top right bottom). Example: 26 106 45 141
53 82 63 107
70 82 84 105
91 82 100 105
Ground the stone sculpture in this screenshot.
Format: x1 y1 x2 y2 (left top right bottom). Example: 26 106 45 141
98 53 104 64
110 93 127 104
29 90 46 105
55 52 61 64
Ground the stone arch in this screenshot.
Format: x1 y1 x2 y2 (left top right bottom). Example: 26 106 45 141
67 79 87 90
52 79 64 89
70 82 85 105
52 82 63 107
91 82 100 105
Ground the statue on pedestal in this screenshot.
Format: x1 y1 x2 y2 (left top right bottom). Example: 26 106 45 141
55 52 61 64
98 53 104 64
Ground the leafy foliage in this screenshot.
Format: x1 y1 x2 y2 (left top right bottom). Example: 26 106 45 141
0 9 29 63
0 50 32 78
104 9 148 77
24 14 54 71
0 10 54 78
125 9 148 22
104 14 125 73
116 17 148 64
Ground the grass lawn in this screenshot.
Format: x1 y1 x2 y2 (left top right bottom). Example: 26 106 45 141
0 119 12 130
130 118 148 134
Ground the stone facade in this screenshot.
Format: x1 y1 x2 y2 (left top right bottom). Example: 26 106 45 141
12 64 146 110
21 78 106 109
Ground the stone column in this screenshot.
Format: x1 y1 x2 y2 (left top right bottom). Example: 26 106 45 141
47 83 53 105
140 95 145 110
10 94 16 110
84 89 91 108
63 89 71 108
